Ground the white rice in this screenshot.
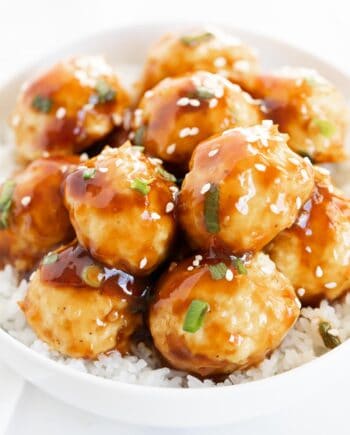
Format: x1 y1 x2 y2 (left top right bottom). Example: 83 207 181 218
0 76 349 388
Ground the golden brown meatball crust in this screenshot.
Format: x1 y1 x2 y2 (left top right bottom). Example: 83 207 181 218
149 252 300 377
64 142 177 276
12 56 130 163
178 122 314 253
0 157 77 272
250 68 349 163
132 71 262 169
267 168 350 305
21 243 144 358
139 28 259 96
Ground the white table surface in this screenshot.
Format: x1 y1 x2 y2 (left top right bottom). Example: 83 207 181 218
0 0 349 433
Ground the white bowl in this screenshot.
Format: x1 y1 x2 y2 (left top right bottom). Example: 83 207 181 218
0 22 349 428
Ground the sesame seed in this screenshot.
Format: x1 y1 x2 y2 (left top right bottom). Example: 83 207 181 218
208 149 219 157
56 107 66 119
274 178 281 184
187 266 194 271
209 98 218 108
96 318 105 327
98 167 108 173
80 153 89 162
297 288 306 297
315 266 323 278
214 56 227 68
60 165 68 174
112 114 123 126
247 144 258 155
177 97 190 106
144 90 154 98
195 255 203 261
192 259 200 267
151 212 161 220
254 163 266 172
324 282 337 289
139 257 148 269
234 60 250 72
288 157 300 166
225 269 234 281
296 197 302 209
295 298 302 309
200 183 211 194
305 246 312 253
165 202 174 213
305 229 312 236
21 196 31 207
179 127 199 138
189 99 200 107
42 151 50 158
166 144 176 154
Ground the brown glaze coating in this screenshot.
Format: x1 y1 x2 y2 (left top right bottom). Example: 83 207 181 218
64 142 177 276
138 28 259 97
21 242 144 358
0 157 78 272
249 67 349 163
178 122 314 253
12 56 130 162
149 252 300 377
132 71 262 169
267 167 350 305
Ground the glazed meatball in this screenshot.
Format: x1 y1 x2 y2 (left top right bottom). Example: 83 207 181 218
267 167 350 305
139 28 259 96
178 122 314 253
12 56 130 162
0 157 77 272
149 252 300 377
132 71 261 168
64 142 177 276
20 243 144 358
250 67 349 163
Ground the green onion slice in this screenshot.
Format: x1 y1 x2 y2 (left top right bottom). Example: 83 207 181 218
232 257 247 275
156 167 176 183
312 119 336 138
81 264 104 288
32 95 53 113
93 80 117 104
83 168 96 180
0 180 16 229
188 87 215 100
208 262 228 280
42 252 59 265
204 184 220 233
183 300 209 333
319 321 341 349
134 125 146 147
130 178 153 195
180 32 214 46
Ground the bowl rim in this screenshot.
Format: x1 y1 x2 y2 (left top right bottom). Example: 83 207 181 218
0 20 349 398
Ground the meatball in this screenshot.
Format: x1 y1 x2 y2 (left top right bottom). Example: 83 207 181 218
64 142 177 276
149 252 300 377
20 243 144 358
139 28 259 96
132 71 261 169
0 157 77 272
12 56 130 162
178 122 314 253
250 67 349 163
267 167 350 305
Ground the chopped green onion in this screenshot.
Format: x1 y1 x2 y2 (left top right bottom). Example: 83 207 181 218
204 184 220 233
180 32 214 47
232 257 247 275
32 95 53 113
188 87 215 100
42 252 59 265
91 80 117 104
208 262 228 280
319 321 341 349
183 300 209 333
134 126 145 147
81 264 103 288
83 168 96 180
156 167 176 183
0 180 15 229
312 119 336 138
130 178 152 195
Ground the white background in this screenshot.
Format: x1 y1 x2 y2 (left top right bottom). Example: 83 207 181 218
0 0 349 433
